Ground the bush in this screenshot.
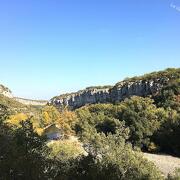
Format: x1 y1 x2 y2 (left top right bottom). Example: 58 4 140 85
117 96 167 149
67 132 163 180
154 110 180 156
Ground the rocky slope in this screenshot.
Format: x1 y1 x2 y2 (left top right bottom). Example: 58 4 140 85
0 85 13 98
50 68 180 109
14 97 47 106
0 84 47 106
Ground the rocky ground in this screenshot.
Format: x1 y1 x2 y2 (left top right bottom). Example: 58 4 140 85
143 153 180 177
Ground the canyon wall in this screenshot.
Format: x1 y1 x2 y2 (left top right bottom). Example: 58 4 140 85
50 88 110 109
15 97 47 106
49 78 168 109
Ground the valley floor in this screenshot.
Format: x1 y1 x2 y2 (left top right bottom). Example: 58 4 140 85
143 153 180 177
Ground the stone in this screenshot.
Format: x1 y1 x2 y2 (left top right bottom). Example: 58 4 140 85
49 78 169 109
0 84 13 98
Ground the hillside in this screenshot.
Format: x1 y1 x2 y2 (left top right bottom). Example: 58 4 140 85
15 97 47 106
0 84 47 106
50 68 180 109
0 94 26 110
0 67 180 179
0 86 46 116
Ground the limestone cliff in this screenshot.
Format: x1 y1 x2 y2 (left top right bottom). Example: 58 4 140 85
15 97 47 106
49 78 169 109
49 87 111 109
110 78 168 103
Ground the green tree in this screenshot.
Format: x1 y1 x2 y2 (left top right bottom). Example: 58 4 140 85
0 104 9 123
117 96 166 149
154 110 180 156
67 132 163 180
75 106 129 142
0 105 14 180
0 119 51 180
154 80 180 112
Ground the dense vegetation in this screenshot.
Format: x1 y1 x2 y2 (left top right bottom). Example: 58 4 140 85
75 97 165 150
0 68 180 179
86 85 113 90
75 70 180 156
120 68 180 83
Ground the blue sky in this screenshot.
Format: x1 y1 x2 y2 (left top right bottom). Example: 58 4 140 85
0 0 180 99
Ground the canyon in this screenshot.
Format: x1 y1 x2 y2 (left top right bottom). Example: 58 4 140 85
1 68 178 109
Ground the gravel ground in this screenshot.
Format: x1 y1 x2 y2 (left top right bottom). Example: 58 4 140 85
143 153 180 177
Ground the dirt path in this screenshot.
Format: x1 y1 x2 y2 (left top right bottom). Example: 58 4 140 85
143 153 180 177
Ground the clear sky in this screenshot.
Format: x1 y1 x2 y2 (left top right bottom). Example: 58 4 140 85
0 0 180 100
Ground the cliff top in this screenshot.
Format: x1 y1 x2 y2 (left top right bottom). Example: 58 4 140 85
115 68 180 86
51 68 180 101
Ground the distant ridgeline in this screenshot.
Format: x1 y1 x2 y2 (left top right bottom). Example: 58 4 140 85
49 68 180 109
0 85 47 106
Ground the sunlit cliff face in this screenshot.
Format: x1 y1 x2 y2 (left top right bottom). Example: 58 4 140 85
50 78 168 109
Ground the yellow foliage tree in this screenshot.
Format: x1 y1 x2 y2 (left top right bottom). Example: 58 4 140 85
57 110 78 135
41 106 60 126
7 113 28 127
41 106 77 136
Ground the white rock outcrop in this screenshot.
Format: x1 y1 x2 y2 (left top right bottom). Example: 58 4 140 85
0 85 13 98
49 78 169 109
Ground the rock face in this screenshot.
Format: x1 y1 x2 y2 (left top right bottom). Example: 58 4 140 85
0 85 13 98
50 78 169 109
15 97 47 106
50 88 110 109
110 78 167 103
